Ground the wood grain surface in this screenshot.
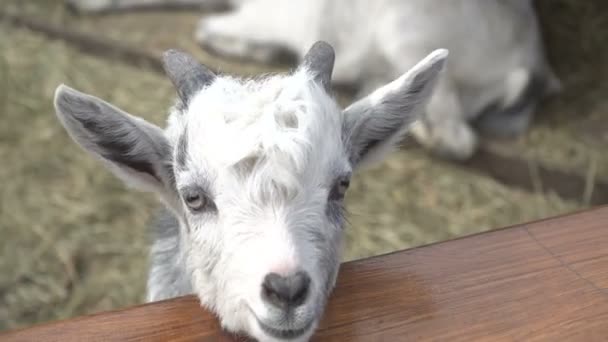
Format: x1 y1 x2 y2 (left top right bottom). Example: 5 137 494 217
2 206 608 342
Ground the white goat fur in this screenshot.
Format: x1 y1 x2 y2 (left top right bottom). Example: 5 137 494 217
53 43 448 341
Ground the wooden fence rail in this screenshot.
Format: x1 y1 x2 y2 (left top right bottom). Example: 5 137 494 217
2 206 608 341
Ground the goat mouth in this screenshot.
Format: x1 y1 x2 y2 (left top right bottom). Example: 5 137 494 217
247 305 315 340
256 319 313 340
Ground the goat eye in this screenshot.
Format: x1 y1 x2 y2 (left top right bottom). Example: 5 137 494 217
184 192 207 211
329 177 350 201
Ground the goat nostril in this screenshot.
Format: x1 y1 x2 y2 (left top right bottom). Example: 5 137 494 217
262 271 311 309
289 272 310 307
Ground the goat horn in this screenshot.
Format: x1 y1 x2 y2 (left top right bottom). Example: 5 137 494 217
302 41 335 93
162 49 216 105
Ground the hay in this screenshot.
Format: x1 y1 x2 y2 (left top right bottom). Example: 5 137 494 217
0 24 172 329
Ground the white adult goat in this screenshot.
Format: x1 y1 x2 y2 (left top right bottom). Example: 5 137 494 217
67 0 560 160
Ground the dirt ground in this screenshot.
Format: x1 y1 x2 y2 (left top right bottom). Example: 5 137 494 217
1 0 605 331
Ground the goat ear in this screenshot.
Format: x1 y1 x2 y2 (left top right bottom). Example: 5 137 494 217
342 49 448 168
53 84 173 193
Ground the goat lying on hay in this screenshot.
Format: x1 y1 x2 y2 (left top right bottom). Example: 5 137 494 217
66 0 560 160
53 41 446 341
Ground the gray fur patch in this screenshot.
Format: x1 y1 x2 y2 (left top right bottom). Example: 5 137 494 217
147 208 193 301
325 201 346 226
176 127 189 169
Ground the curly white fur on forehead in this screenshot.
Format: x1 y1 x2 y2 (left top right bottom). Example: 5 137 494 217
174 68 343 175
200 68 340 166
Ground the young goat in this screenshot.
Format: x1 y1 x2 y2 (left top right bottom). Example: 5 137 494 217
66 0 560 160
53 42 447 341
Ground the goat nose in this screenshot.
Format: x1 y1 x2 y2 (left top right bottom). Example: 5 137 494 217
262 271 311 309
